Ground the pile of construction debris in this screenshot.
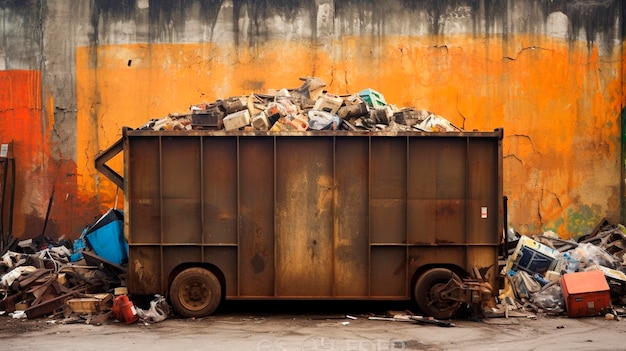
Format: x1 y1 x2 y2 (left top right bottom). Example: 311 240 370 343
493 218 626 320
137 77 461 133
0 209 167 325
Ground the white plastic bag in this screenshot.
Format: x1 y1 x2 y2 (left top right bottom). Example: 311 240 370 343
136 294 170 323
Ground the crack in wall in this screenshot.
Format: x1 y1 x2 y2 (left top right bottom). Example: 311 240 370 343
537 188 563 229
504 153 523 165
455 93 467 129
508 133 540 155
503 46 552 61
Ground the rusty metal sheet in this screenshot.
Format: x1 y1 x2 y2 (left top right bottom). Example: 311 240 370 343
334 136 369 297
370 137 407 244
203 247 238 297
435 199 466 244
275 137 334 297
127 136 161 244
202 137 238 244
161 137 201 244
128 246 161 295
371 246 407 297
238 137 275 296
435 138 466 200
467 139 499 244
416 137 467 244
408 138 437 244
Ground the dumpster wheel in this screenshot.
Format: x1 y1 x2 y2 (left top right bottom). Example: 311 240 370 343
170 267 222 318
414 268 462 320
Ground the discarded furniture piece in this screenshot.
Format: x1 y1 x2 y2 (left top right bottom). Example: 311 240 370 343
96 126 505 320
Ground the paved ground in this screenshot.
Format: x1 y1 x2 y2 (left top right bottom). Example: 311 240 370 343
1 301 624 351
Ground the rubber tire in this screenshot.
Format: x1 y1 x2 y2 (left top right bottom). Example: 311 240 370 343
169 267 222 318
414 268 462 320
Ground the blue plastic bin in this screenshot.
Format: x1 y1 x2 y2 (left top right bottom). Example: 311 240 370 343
85 209 128 265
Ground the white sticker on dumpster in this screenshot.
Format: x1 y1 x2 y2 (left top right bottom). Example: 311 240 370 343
481 206 488 218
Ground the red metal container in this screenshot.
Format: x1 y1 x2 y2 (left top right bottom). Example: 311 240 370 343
561 270 611 317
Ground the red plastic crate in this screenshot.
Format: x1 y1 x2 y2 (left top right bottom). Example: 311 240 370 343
561 270 611 317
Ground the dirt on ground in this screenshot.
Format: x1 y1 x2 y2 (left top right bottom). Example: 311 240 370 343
2 301 625 351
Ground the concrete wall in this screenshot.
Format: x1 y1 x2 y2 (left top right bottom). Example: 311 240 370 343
0 0 624 240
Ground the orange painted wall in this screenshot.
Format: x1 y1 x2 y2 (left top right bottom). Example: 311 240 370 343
0 71 96 240
77 34 623 239
0 70 46 238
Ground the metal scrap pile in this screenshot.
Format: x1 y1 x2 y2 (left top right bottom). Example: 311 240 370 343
0 209 164 324
137 77 461 133
0 236 121 322
495 218 626 319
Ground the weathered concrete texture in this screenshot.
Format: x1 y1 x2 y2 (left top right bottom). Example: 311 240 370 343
0 0 42 70
81 1 624 46
0 0 624 241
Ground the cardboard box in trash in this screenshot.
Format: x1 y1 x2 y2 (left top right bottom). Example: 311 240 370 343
561 270 611 317
503 235 558 275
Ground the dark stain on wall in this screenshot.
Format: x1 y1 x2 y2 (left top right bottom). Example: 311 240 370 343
148 0 223 42
550 0 622 51
0 0 44 69
334 0 386 35
90 0 137 44
89 0 136 67
231 0 315 46
84 0 623 49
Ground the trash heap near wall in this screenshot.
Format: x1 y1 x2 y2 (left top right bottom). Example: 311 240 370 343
138 77 461 133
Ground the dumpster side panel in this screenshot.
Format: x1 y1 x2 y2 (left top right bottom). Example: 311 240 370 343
127 136 161 244
467 138 499 244
239 137 275 297
334 137 369 297
370 137 408 296
123 130 502 300
161 137 201 244
407 138 437 245
128 246 161 294
127 135 162 295
433 138 467 244
370 137 407 245
275 137 334 297
203 137 238 245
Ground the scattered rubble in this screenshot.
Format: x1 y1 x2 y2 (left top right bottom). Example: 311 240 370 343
493 218 626 320
135 77 462 133
0 209 168 326
5 212 626 325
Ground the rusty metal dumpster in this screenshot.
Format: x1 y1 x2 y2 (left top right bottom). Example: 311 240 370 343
96 127 504 319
